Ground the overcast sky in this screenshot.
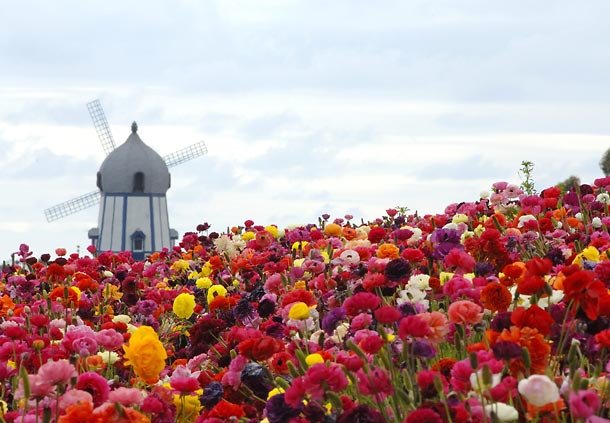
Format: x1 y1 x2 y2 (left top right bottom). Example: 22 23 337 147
1 0 610 259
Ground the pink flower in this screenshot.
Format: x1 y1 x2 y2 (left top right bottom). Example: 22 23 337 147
108 387 144 406
351 313 373 331
569 390 600 419
59 389 93 411
15 374 53 401
76 371 110 406
95 328 124 351
418 311 449 344
61 325 98 356
356 367 393 399
37 359 77 386
170 365 202 393
447 300 483 325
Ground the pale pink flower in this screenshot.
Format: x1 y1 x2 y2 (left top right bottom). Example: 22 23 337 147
418 311 449 344
518 374 559 407
108 387 144 406
59 389 93 411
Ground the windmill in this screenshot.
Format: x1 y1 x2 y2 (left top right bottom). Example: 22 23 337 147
44 100 208 259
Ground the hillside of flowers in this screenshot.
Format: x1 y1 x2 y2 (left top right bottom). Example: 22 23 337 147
5 177 610 422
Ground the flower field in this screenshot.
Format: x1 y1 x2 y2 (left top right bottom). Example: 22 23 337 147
4 178 610 422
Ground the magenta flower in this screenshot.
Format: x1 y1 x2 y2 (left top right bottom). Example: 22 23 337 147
170 365 202 393
76 371 110 406
61 325 98 356
569 390 600 420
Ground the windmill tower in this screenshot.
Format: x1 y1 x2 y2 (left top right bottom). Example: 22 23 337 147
44 100 208 260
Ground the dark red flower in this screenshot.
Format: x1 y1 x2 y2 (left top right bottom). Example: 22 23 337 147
343 292 381 316
374 305 401 324
367 227 386 244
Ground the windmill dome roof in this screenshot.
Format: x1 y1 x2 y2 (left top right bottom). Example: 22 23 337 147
97 122 170 194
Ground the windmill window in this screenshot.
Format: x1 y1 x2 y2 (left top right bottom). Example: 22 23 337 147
133 172 144 192
131 230 145 252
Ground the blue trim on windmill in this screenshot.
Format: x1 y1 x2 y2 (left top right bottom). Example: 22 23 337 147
43 99 208 259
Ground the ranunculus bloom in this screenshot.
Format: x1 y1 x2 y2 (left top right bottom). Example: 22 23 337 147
122 325 167 384
288 302 310 320
173 292 196 319
569 389 600 419
447 300 483 325
517 374 559 407
37 359 77 386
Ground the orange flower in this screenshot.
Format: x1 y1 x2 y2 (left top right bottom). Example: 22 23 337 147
499 262 525 287
480 282 512 312
0 295 15 318
376 243 400 259
58 401 94 422
342 226 357 240
323 223 342 237
49 286 79 306
123 326 167 384
493 326 550 375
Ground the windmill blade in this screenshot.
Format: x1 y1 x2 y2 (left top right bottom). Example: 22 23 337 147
163 141 208 168
44 191 101 222
87 99 116 155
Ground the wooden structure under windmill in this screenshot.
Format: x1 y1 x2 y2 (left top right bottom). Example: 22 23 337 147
44 100 207 260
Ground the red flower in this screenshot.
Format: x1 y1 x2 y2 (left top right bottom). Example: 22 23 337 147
281 289 316 307
374 305 401 324
511 305 554 336
398 315 431 339
480 282 512 312
208 399 245 419
517 275 546 295
401 248 426 263
367 227 386 244
563 269 610 320
343 292 381 316
525 257 552 277
404 408 443 423
237 336 283 361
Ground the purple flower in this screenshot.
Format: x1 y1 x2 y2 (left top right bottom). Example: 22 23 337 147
322 307 346 335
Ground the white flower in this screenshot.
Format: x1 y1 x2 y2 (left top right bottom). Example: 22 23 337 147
112 314 131 324
518 374 559 406
442 222 458 231
97 350 120 364
592 217 603 229
470 368 502 391
575 212 584 221
517 214 536 228
480 190 490 199
597 193 610 204
484 403 518 422
407 274 430 290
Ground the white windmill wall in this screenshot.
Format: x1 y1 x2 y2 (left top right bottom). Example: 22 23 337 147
96 193 172 254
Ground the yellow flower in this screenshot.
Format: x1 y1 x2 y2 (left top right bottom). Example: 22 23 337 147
195 277 212 289
173 394 201 422
173 293 196 319
439 272 454 285
103 284 123 301
242 231 256 241
200 262 213 277
288 302 310 320
305 353 324 366
171 259 191 273
573 246 600 267
207 285 227 305
265 225 279 238
452 213 469 224
292 241 309 252
267 387 285 399
123 326 167 384
294 280 306 290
